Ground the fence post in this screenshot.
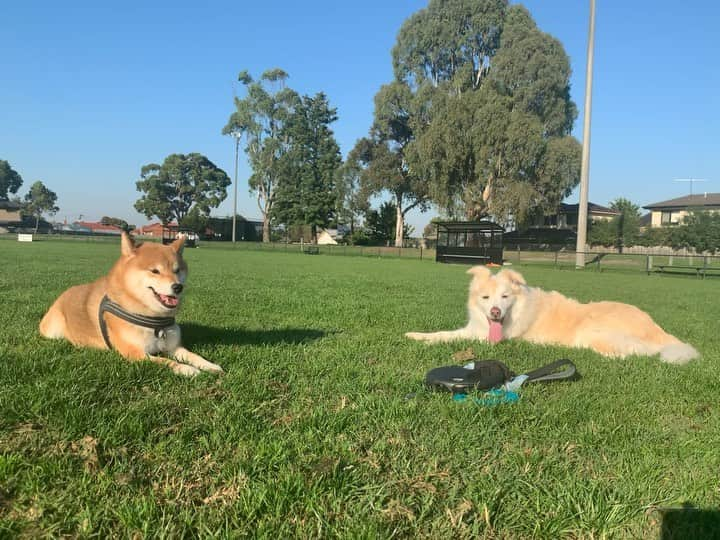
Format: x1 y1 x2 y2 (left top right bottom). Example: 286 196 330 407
554 250 558 267
517 245 520 263
420 247 423 261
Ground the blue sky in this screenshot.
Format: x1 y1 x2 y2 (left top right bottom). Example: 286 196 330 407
2 1 719 231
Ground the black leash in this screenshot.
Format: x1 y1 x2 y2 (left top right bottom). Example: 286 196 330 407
523 359 577 383
425 358 578 393
98 295 176 349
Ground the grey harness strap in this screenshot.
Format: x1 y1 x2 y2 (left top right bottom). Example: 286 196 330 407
98 295 176 349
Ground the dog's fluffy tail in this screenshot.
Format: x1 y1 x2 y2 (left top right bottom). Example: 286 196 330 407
659 342 699 364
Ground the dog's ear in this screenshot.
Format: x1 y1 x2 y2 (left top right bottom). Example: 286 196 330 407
120 231 137 257
500 269 526 288
170 233 186 254
466 265 492 281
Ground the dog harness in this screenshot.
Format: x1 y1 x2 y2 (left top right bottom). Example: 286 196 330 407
98 295 176 349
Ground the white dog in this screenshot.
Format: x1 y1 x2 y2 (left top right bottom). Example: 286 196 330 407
406 266 698 364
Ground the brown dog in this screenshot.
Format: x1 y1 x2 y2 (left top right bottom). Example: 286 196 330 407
407 266 698 363
40 232 223 376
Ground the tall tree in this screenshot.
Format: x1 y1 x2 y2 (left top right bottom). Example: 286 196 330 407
609 197 642 251
272 93 342 243
134 153 230 225
223 68 299 242
178 205 209 234
334 158 369 235
0 160 23 200
393 0 506 89
393 1 581 224
23 181 59 233
352 81 430 247
587 198 642 250
364 201 414 245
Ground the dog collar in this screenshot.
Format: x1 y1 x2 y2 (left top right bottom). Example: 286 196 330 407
98 295 176 349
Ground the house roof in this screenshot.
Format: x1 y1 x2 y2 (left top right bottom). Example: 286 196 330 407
435 220 504 232
75 221 124 233
643 193 720 210
559 202 620 216
0 199 22 211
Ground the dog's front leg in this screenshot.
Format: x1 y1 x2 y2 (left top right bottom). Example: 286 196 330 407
405 326 477 343
113 338 201 377
171 347 224 374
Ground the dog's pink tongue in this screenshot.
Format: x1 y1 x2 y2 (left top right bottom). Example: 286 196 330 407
488 321 503 344
160 294 179 307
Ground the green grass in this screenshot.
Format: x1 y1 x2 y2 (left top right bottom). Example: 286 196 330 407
1 240 719 538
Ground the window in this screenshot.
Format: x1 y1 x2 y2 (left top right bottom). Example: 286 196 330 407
661 211 676 224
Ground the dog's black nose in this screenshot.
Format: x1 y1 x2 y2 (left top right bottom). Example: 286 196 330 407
171 283 183 294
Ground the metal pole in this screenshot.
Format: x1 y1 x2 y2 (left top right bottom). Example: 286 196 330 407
232 135 239 244
575 0 596 268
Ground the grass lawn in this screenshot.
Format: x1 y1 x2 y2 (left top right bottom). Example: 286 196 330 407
1 239 719 538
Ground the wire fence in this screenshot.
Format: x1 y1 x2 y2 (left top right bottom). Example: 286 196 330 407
507 248 720 277
4 233 720 277
203 240 436 261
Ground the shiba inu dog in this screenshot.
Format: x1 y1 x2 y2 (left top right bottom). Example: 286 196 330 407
40 232 223 376
406 266 698 364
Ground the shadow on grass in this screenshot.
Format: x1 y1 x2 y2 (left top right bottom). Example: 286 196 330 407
181 323 328 347
658 503 720 540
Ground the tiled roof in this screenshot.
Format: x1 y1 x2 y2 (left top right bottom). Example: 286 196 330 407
559 202 620 215
644 193 720 209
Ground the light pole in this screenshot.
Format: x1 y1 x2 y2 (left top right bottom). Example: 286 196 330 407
231 132 241 243
575 0 596 268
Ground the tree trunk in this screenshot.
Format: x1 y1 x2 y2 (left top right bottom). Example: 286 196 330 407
34 214 40 234
311 223 318 245
394 203 404 248
262 215 270 243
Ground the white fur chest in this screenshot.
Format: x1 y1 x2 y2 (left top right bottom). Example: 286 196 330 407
139 324 182 354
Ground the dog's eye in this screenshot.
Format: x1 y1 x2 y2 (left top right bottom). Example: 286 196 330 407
502 294 509 298
150 269 160 274
482 295 490 300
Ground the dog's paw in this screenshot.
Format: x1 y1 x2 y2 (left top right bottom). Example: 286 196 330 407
173 363 201 377
202 362 225 374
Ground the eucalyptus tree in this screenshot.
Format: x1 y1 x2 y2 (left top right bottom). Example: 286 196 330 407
223 68 299 242
334 156 368 235
134 153 230 226
392 1 581 225
351 81 430 247
24 180 59 233
0 160 23 200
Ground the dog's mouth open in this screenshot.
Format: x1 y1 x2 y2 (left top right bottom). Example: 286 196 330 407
487 316 504 344
149 287 179 309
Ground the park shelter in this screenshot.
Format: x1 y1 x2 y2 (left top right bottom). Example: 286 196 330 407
435 221 504 265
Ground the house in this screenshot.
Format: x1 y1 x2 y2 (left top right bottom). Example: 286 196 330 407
137 222 178 237
536 202 620 230
74 221 124 235
316 228 338 245
643 193 720 227
0 199 22 232
54 222 93 234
